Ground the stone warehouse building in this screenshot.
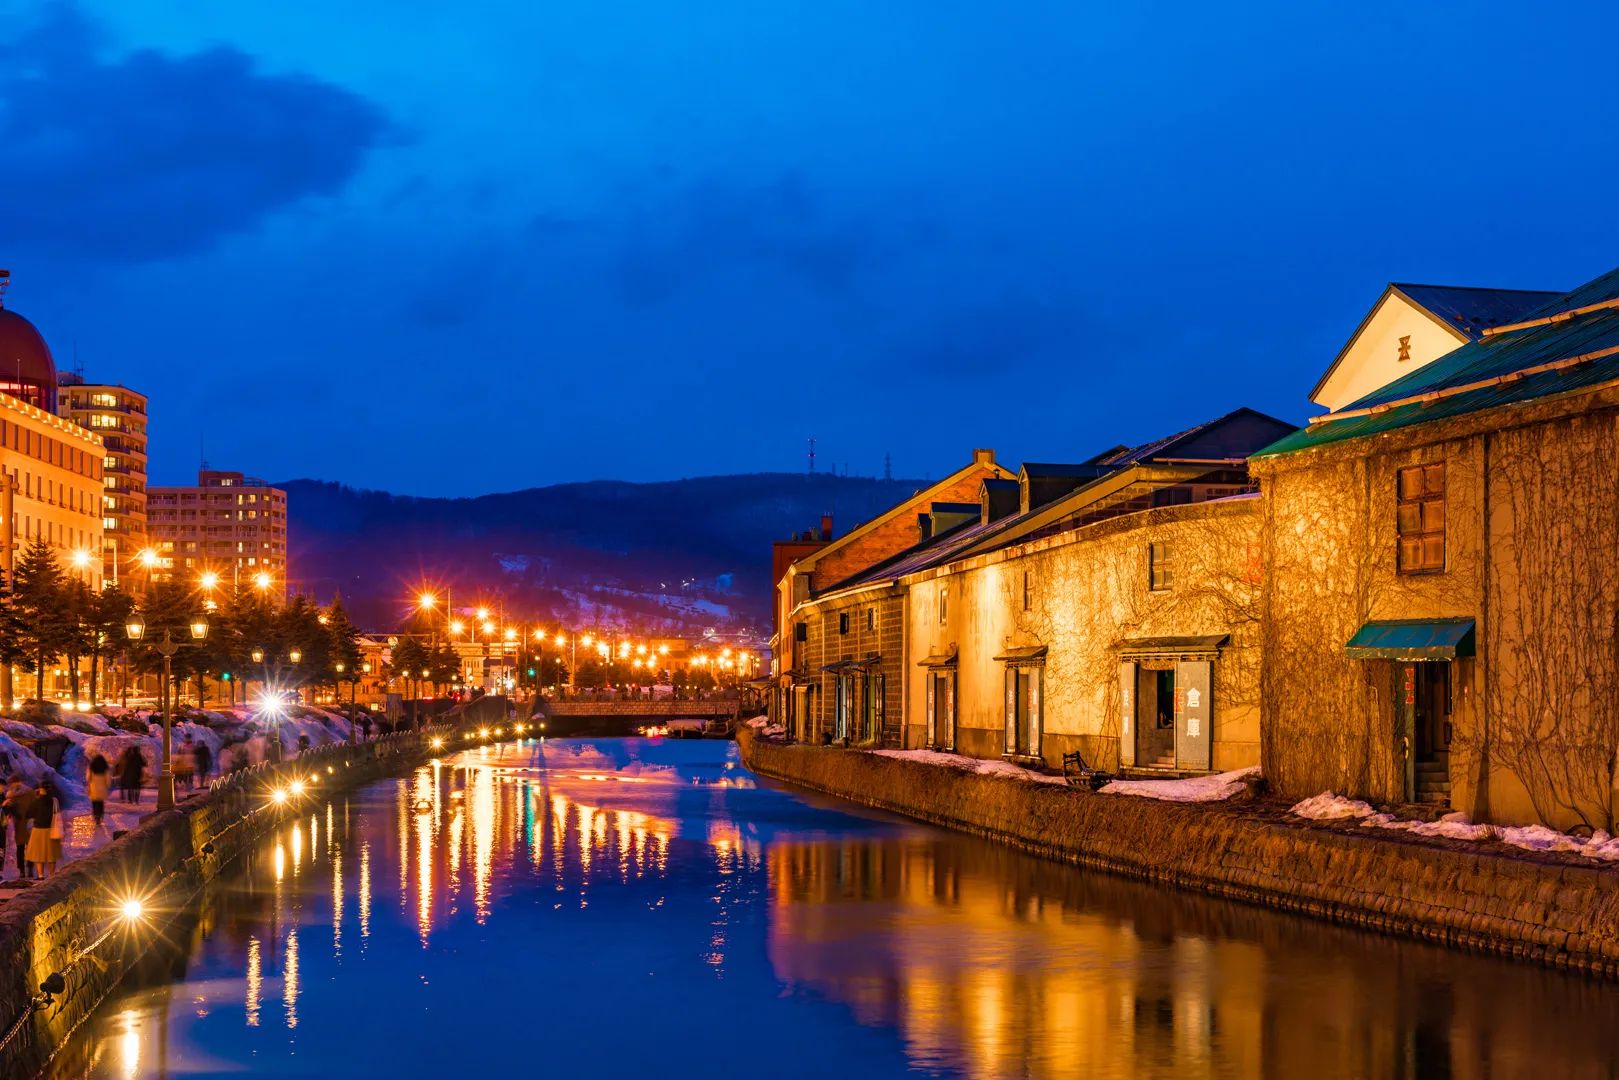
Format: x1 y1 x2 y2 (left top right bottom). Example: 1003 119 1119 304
1256 264 1619 831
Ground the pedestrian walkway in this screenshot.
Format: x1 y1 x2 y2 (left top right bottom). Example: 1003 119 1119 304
1 789 156 884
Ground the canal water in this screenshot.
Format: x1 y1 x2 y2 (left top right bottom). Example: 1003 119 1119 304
43 738 1619 1079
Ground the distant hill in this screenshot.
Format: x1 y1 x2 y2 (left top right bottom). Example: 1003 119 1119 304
279 473 926 634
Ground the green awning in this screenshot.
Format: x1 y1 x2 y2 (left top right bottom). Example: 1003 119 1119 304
1345 618 1475 660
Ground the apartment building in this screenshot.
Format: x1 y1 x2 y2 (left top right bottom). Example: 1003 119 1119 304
147 469 288 593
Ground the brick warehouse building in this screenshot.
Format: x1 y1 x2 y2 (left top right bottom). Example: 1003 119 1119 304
774 450 1013 742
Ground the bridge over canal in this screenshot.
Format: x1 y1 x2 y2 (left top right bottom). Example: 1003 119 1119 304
534 698 741 737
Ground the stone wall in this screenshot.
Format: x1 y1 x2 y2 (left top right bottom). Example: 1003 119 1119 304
0 730 447 1079
739 729 1619 976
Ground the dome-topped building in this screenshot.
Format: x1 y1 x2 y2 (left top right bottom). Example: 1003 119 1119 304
0 302 59 414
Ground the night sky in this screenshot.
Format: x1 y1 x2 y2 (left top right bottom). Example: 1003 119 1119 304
5 0 1619 496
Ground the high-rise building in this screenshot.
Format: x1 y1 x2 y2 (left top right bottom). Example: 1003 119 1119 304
147 470 288 593
57 374 148 587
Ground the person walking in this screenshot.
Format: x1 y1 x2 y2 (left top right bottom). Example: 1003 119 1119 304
174 737 195 794
119 747 145 804
2 776 31 878
194 741 212 785
25 781 61 877
87 755 111 829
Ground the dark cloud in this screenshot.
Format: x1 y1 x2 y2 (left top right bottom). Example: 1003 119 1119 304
607 172 940 307
0 4 394 263
894 300 1092 377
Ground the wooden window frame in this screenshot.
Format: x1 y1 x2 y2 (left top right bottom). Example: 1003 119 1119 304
1397 463 1446 574
1149 542 1174 591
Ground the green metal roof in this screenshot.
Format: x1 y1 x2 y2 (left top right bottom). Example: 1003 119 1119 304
1259 265 1619 458
1344 618 1475 660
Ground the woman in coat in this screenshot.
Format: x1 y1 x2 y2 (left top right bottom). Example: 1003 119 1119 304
24 781 61 876
87 755 111 827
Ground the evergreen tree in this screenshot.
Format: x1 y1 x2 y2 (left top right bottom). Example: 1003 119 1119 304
428 643 460 693
390 636 431 698
276 595 332 695
11 538 72 702
326 595 365 687
85 584 136 708
572 657 608 689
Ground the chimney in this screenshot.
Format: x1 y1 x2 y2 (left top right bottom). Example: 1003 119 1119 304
821 514 834 541
973 448 995 466
917 513 933 540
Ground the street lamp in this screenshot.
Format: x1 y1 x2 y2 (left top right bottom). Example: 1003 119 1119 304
251 646 301 759
125 613 208 810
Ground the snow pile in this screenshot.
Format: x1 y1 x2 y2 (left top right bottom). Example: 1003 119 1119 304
0 731 86 809
1100 766 1260 803
1290 792 1619 862
1290 792 1378 819
868 748 1068 785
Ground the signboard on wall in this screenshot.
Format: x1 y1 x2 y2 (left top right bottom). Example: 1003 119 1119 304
1118 662 1136 767
1174 660 1212 771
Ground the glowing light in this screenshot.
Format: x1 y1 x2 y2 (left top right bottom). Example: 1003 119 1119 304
254 571 272 590
418 592 437 610
71 549 92 569
481 621 494 634
431 737 444 749
476 606 489 620
200 570 220 589
636 644 647 656
138 549 158 568
120 898 145 920
503 628 516 642
290 780 305 796
582 634 593 646
658 644 669 655
271 788 289 805
479 727 490 738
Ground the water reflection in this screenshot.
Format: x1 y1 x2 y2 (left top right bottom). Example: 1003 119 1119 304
45 738 1619 1080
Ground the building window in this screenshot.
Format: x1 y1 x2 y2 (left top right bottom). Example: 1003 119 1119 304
1149 543 1174 591
939 586 948 625
866 608 875 631
838 612 849 635
1397 463 1446 573
1022 571 1031 611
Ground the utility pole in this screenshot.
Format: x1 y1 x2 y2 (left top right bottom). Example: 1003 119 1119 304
807 437 817 474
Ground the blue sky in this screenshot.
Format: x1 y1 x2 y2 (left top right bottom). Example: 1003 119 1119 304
5 0 1619 495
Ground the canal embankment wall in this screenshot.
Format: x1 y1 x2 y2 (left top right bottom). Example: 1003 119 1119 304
737 729 1619 976
0 729 452 1079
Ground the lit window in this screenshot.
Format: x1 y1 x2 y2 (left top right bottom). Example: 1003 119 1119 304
103 517 116 530
938 586 948 625
89 393 118 408
88 414 117 428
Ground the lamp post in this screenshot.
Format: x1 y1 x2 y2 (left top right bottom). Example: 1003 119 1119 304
125 614 209 811
251 645 301 760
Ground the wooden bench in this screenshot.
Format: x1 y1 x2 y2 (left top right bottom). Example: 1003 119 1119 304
1061 750 1112 791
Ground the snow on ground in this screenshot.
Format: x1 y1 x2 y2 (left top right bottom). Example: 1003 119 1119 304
1290 791 1619 862
868 748 1068 785
1100 766 1260 803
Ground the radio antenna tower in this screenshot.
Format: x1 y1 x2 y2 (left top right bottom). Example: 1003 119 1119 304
884 453 892 480
807 437 817 474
